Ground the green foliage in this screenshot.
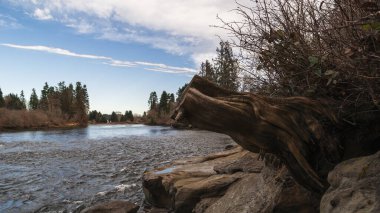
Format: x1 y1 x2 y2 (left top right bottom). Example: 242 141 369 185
75 82 90 126
158 91 176 114
176 84 188 102
148 91 158 110
147 88 181 125
308 56 319 67
29 88 39 110
58 82 75 119
3 81 89 125
124 110 134 122
20 90 26 109
4 93 25 110
0 88 5 108
362 22 380 31
199 41 240 91
88 110 108 123
199 60 215 82
110 111 119 122
159 91 169 114
39 82 49 111
214 41 240 91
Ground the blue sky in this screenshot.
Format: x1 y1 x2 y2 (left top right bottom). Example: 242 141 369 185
0 0 242 114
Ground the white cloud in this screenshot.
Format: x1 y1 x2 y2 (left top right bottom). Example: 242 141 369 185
6 0 248 66
0 43 197 75
65 19 95 34
1 43 110 60
33 8 53 20
0 14 22 29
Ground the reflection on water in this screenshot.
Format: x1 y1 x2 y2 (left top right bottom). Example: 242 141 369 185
0 124 233 213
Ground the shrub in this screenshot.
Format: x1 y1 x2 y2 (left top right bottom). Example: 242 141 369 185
221 0 380 121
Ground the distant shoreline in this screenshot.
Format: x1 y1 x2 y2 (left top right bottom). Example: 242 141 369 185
0 123 85 133
0 122 178 133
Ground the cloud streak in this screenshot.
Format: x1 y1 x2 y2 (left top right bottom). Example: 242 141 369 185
1 43 197 75
4 0 249 66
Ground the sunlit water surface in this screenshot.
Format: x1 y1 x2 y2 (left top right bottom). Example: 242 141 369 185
0 124 233 212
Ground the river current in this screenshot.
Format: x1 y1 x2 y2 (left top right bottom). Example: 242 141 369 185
0 124 234 213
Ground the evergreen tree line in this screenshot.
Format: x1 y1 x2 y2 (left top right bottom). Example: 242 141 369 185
0 81 89 126
199 41 240 92
0 89 26 110
88 110 134 123
145 86 186 125
148 91 175 115
143 41 239 125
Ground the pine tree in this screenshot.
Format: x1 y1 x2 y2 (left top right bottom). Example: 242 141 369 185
89 110 98 121
199 60 215 82
159 91 169 113
67 83 75 118
0 88 5 108
120 114 127 122
5 93 24 110
148 91 158 110
20 90 26 109
176 84 188 102
29 88 39 110
58 81 74 116
214 41 240 91
39 82 49 111
128 110 134 121
169 93 175 103
46 86 60 114
75 82 89 126
110 111 118 122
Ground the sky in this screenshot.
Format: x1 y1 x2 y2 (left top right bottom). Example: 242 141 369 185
0 0 244 114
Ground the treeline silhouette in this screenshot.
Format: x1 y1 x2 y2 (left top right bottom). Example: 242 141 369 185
88 110 135 123
0 81 89 129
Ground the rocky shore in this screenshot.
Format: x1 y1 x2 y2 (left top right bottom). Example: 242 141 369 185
81 146 380 213
141 146 319 213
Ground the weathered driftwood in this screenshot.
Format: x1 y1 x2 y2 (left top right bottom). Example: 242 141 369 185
172 76 343 193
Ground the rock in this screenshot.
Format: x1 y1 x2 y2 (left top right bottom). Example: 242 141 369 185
214 151 262 174
205 166 319 213
81 200 139 213
143 146 319 213
143 147 250 212
193 197 220 213
320 151 380 213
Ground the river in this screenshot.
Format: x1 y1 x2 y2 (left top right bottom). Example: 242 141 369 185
0 124 234 213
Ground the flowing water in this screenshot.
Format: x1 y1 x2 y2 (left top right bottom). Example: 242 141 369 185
0 124 234 213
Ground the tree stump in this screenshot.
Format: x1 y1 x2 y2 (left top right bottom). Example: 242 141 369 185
172 76 344 193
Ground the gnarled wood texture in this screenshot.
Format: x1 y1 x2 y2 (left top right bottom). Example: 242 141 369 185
172 75 343 193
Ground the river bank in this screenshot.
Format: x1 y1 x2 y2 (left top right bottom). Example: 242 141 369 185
0 122 84 132
140 146 380 213
0 125 234 213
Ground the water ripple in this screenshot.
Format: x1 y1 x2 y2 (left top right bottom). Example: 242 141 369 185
0 124 234 212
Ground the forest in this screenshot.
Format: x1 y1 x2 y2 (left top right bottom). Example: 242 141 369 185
0 81 89 129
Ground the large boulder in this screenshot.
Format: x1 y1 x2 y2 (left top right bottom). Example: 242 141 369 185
81 200 139 213
142 146 319 213
321 151 380 213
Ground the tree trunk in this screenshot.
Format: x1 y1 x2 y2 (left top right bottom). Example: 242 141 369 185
172 76 344 194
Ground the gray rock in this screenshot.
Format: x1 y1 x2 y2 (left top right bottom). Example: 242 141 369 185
143 146 319 213
321 151 380 213
81 200 139 213
205 166 318 213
